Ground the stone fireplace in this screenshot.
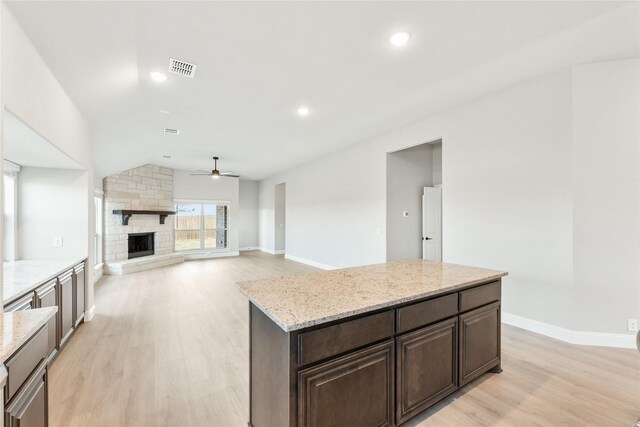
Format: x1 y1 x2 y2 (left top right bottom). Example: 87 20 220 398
103 164 183 275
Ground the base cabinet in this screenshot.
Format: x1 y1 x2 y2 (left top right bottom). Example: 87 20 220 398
73 264 85 327
396 317 458 424
4 361 47 427
298 340 394 427
34 281 58 361
459 301 501 386
58 271 74 348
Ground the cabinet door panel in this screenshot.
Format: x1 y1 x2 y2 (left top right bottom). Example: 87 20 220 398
459 301 500 386
5 362 47 427
59 271 74 347
74 263 85 327
396 318 458 424
35 280 58 357
298 340 394 427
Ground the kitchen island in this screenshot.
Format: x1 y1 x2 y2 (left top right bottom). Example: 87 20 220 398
237 259 507 427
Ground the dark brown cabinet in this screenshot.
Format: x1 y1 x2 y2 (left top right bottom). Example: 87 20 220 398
4 361 47 427
58 270 74 348
298 340 394 427
249 279 502 427
34 280 58 361
396 317 458 424
73 263 85 327
459 301 501 386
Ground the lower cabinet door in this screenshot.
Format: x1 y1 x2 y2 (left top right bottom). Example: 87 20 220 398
74 263 85 327
298 340 394 427
5 363 47 427
34 280 58 358
396 317 458 425
459 301 501 386
59 271 74 347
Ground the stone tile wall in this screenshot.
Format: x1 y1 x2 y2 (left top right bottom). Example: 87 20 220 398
103 164 174 263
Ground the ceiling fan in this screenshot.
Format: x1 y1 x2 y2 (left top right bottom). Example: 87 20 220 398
190 156 239 179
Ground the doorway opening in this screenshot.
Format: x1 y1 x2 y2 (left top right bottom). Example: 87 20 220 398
386 139 442 261
274 182 286 255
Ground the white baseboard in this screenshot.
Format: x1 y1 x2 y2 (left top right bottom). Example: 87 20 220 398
85 305 96 322
257 247 280 255
502 312 636 349
240 247 259 251
184 251 239 260
284 254 336 271
274 249 285 255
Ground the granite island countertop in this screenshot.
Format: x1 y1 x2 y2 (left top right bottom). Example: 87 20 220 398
0 308 57 362
237 259 508 332
4 257 87 305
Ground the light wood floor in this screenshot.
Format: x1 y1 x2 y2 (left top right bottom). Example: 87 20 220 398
49 251 639 427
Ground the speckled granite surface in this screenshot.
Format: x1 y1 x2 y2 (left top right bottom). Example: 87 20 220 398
4 258 86 304
237 259 507 332
0 308 57 362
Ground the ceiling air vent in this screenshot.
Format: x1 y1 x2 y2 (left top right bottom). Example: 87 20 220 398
164 128 180 135
168 58 197 78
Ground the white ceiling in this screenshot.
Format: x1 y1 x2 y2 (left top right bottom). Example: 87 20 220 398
6 1 638 180
3 110 83 170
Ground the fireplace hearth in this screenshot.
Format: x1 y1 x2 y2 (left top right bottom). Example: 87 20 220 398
128 232 155 259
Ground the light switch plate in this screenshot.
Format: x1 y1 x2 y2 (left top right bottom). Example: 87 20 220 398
52 236 63 247
628 318 638 332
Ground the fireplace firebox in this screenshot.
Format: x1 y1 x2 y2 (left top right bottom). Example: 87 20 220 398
128 232 155 259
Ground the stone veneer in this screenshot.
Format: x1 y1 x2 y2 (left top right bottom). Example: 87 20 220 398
103 164 175 265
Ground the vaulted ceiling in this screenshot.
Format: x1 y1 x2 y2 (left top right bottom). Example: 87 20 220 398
6 1 638 179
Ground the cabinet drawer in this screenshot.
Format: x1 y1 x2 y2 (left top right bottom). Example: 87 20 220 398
298 310 394 366
4 293 35 312
396 294 458 334
5 325 47 403
459 281 501 312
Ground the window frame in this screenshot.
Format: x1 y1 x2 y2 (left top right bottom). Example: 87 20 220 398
173 199 230 253
3 160 20 262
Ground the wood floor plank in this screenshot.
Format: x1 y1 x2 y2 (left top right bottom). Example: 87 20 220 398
48 251 639 426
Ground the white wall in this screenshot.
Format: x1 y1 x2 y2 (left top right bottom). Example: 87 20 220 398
386 144 433 261
1 5 94 314
572 59 640 334
274 183 286 252
239 180 259 249
173 169 240 253
432 141 442 186
18 167 88 259
259 63 639 341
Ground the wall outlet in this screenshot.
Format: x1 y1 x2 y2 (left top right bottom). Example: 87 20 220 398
402 211 409 217
52 236 63 247
628 318 638 332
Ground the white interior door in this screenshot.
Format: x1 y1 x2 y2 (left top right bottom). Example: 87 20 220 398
422 187 442 261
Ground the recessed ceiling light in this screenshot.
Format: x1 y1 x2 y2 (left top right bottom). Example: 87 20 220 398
149 71 167 82
159 110 170 115
389 31 411 47
163 155 172 159
164 128 180 135
297 106 310 117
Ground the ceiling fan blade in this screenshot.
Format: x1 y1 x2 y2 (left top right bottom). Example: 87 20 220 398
189 173 211 176
220 172 240 177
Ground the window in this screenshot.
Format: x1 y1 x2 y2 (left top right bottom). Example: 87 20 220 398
3 161 19 262
174 202 229 252
94 191 103 266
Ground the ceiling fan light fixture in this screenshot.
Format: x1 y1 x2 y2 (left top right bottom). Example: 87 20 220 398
211 170 220 179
